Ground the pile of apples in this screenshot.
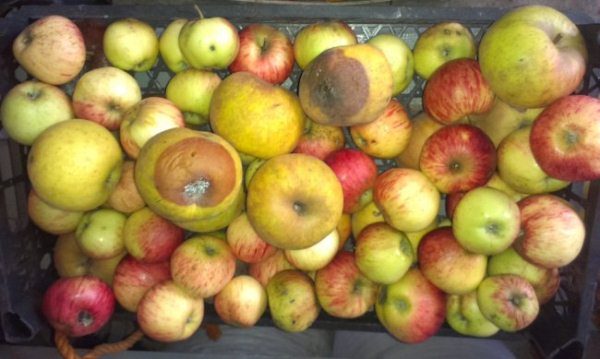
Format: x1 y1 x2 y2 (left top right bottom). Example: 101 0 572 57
2 4 599 347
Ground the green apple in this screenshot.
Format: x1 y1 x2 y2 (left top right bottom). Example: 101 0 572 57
103 18 159 72
446 291 500 337
367 34 414 95
244 158 266 190
178 17 239 70
75 208 127 260
165 68 221 127
159 18 189 73
452 187 520 255
293 20 357 70
350 200 384 239
355 222 413 284
413 22 476 79
478 5 588 109
1 81 74 145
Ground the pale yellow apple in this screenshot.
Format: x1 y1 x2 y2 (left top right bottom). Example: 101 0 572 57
284 230 339 271
159 18 189 73
104 18 159 72
367 34 414 95
165 69 221 126
351 200 384 239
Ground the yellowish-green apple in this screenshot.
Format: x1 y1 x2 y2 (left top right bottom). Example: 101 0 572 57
446 291 500 337
165 69 221 126
367 34 414 95
28 189 83 235
485 173 528 202
159 18 189 72
293 118 345 161
284 229 339 271
293 20 357 70
103 18 159 72
179 17 239 70
226 212 277 264
351 200 384 239
104 160 146 214
75 208 127 260
405 219 437 263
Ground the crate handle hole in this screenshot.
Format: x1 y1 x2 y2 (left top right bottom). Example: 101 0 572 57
1 312 34 342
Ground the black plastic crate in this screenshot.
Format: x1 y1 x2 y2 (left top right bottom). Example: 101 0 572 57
0 4 599 358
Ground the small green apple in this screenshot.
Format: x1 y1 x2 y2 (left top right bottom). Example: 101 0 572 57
179 17 239 70
367 34 414 95
159 18 189 73
446 291 500 337
293 20 357 70
103 18 159 72
165 69 221 126
76 208 127 260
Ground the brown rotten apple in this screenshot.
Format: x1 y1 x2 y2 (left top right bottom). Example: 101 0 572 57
135 127 244 232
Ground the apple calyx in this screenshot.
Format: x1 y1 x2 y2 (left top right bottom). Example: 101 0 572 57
26 89 41 101
293 201 307 215
78 310 94 328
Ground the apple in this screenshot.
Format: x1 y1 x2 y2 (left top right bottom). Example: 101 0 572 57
171 235 236 298
530 95 600 181
478 5 588 109
27 119 123 212
266 270 320 332
137 280 204 342
373 168 440 232
293 20 357 70
248 250 296 287
53 233 90 278
293 118 345 160
314 251 378 319
514 194 585 268
324 148 378 214
229 23 294 85
452 187 521 255
285 229 339 271
247 153 343 250
367 34 414 95
103 18 158 71
13 15 85 85
497 126 570 194
159 18 189 73
446 291 499 337
113 256 171 312
179 16 239 70
488 248 560 305
420 124 496 194
104 160 146 214
120 97 185 159
88 252 127 286
423 59 495 124
418 227 487 295
226 212 277 264
376 268 446 343
76 208 127 260
123 207 184 263
243 158 266 190
28 189 83 235
351 200 385 240
405 219 438 263
413 22 476 80
42 275 115 337
477 274 539 332
165 69 221 126
72 66 142 130
0 81 74 145
355 223 413 284
350 99 412 159
485 172 528 202
336 213 352 251
396 112 443 170
214 275 267 328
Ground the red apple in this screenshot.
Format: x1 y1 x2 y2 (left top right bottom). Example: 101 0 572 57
445 191 466 220
420 124 496 194
112 256 171 312
248 250 296 287
530 95 600 181
226 213 277 264
104 160 146 214
423 58 495 124
229 24 294 85
42 275 115 337
325 148 378 214
293 118 345 160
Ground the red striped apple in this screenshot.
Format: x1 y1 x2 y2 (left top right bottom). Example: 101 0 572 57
104 160 146 214
293 119 345 161
113 256 171 312
226 213 277 264
214 275 267 328
76 208 127 260
248 250 296 287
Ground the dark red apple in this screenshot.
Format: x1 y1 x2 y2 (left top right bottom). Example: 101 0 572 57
112 256 171 312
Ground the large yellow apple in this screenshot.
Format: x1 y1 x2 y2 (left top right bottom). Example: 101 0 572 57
27 119 123 212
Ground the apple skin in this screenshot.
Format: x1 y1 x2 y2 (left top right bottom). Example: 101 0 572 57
165 69 221 126
530 95 600 181
113 256 171 312
226 213 277 264
367 34 414 95
123 207 185 263
103 18 159 72
485 173 528 202
423 58 495 125
376 268 446 343
350 99 412 159
53 233 91 278
514 194 585 268
452 187 521 255
418 227 487 295
315 251 378 318
0 81 74 145
355 223 413 285
88 252 126 286
137 280 204 342
446 291 500 337
324 148 378 214
171 235 236 298
266 270 320 332
76 208 127 260
293 20 357 70
477 274 539 332
413 22 476 80
72 66 142 130
285 229 339 271
159 18 189 73
229 24 294 85
28 189 83 235
42 275 115 337
214 275 267 328
248 250 296 287
336 213 352 251
497 126 570 194
12 15 85 85
478 5 588 109
420 124 497 194
293 118 345 161
373 168 440 232
396 112 443 170
350 200 384 239
179 17 240 70
104 160 146 214
445 191 465 220
27 119 124 212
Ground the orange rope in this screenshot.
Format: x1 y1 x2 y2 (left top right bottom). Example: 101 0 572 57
54 331 80 359
54 330 144 359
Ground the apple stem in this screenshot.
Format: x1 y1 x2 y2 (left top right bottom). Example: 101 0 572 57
194 4 205 19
